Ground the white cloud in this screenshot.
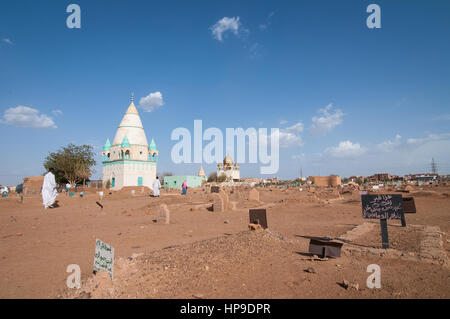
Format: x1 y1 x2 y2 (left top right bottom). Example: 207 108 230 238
210 17 241 41
377 134 402 152
310 103 343 137
279 131 304 147
259 11 275 31
1 106 57 129
279 121 304 147
325 141 365 158
279 120 288 125
52 109 63 116
139 91 164 112
259 122 304 148
2 38 13 45
406 133 450 146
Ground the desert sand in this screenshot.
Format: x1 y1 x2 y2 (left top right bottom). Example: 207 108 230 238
0 185 449 298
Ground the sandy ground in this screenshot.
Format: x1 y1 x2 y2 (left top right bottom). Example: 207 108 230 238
0 185 449 299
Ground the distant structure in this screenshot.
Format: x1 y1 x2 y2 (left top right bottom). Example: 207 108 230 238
308 175 341 187
217 154 240 182
101 94 158 190
163 175 204 189
431 158 438 175
198 166 206 182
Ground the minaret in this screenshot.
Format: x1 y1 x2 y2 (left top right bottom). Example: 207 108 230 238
102 94 158 190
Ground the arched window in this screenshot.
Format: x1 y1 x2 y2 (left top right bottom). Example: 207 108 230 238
125 150 130 160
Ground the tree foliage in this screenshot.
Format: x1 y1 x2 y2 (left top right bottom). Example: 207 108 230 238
43 143 96 186
207 172 217 182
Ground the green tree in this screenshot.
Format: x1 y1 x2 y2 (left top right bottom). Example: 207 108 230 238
217 174 227 183
207 172 217 182
44 143 96 186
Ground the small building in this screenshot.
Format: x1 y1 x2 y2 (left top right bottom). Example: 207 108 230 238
217 154 240 182
307 175 342 187
198 166 207 182
101 94 158 190
163 175 204 189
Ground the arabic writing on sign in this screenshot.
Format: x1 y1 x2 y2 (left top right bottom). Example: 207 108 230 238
362 194 403 220
93 239 114 280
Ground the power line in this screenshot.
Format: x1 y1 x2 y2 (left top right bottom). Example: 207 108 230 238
431 158 438 174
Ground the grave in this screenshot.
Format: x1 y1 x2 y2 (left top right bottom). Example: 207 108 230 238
361 194 404 248
211 186 220 193
248 189 259 202
308 237 343 258
156 204 170 224
93 239 114 280
249 209 267 229
212 194 224 212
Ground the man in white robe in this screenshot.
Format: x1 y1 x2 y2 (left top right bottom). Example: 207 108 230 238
152 176 161 197
42 168 58 209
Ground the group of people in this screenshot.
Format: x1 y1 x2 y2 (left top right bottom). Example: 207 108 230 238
152 176 188 197
41 168 189 210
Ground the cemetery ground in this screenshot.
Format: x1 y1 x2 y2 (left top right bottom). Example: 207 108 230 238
0 186 449 298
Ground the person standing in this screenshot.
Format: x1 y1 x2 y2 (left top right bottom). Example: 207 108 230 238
42 167 58 209
152 176 161 197
181 180 187 195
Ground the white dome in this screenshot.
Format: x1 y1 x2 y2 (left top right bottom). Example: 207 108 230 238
112 101 149 146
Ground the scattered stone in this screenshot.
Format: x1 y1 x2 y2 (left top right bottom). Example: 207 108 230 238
248 223 262 231
342 280 359 291
192 293 204 299
304 266 317 274
16 233 23 236
224 220 230 224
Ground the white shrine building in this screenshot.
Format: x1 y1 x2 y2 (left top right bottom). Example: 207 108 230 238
101 94 158 190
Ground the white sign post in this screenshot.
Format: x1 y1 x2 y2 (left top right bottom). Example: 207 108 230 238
93 239 114 280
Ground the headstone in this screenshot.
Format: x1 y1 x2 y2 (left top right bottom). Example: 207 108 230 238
219 190 229 210
249 209 268 229
212 194 224 212
402 197 416 214
308 238 343 258
157 204 170 224
93 239 114 280
211 186 220 193
249 188 259 202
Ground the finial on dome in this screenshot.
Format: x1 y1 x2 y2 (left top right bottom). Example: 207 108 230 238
131 92 134 103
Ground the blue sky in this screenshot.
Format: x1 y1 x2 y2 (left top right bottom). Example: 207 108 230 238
1 0 450 185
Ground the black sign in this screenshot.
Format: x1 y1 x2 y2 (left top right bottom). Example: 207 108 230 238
361 194 404 219
402 197 416 214
249 209 268 229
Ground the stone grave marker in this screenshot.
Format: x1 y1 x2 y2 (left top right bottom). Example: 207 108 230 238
93 239 114 280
